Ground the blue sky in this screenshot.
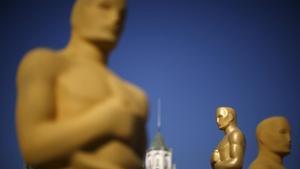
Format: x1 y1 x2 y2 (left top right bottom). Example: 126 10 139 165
0 0 299 168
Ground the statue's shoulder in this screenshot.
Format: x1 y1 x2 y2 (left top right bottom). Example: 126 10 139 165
17 48 64 81
123 79 148 103
228 128 245 144
249 159 268 169
108 70 147 99
20 48 61 66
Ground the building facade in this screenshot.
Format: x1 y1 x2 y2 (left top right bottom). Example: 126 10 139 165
145 132 176 169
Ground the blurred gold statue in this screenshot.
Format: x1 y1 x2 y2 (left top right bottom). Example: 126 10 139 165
211 107 246 169
16 0 148 168
249 117 291 169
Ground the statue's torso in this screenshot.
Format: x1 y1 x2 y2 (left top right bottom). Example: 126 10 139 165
56 60 112 120
217 135 230 161
215 129 244 169
54 57 147 169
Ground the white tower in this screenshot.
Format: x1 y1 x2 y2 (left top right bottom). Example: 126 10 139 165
145 99 176 169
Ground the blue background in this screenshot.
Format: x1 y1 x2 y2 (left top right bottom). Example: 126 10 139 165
0 0 299 168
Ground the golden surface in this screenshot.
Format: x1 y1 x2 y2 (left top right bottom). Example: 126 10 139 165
249 117 291 169
16 0 148 168
211 107 246 169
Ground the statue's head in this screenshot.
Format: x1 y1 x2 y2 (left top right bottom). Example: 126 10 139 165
256 117 291 156
216 107 237 130
71 0 126 47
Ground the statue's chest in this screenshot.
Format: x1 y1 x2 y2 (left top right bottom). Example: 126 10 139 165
217 136 230 160
218 136 229 149
56 65 111 104
55 63 147 120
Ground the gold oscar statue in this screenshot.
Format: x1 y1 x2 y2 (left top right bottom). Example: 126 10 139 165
211 107 246 169
16 0 148 168
249 117 291 169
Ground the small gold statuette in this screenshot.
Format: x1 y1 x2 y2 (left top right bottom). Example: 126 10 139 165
249 116 291 169
211 107 246 169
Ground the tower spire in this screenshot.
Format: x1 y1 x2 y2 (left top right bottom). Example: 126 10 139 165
145 98 176 169
157 98 162 132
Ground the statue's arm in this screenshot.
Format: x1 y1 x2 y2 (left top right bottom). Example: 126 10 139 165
214 131 245 169
16 49 133 166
